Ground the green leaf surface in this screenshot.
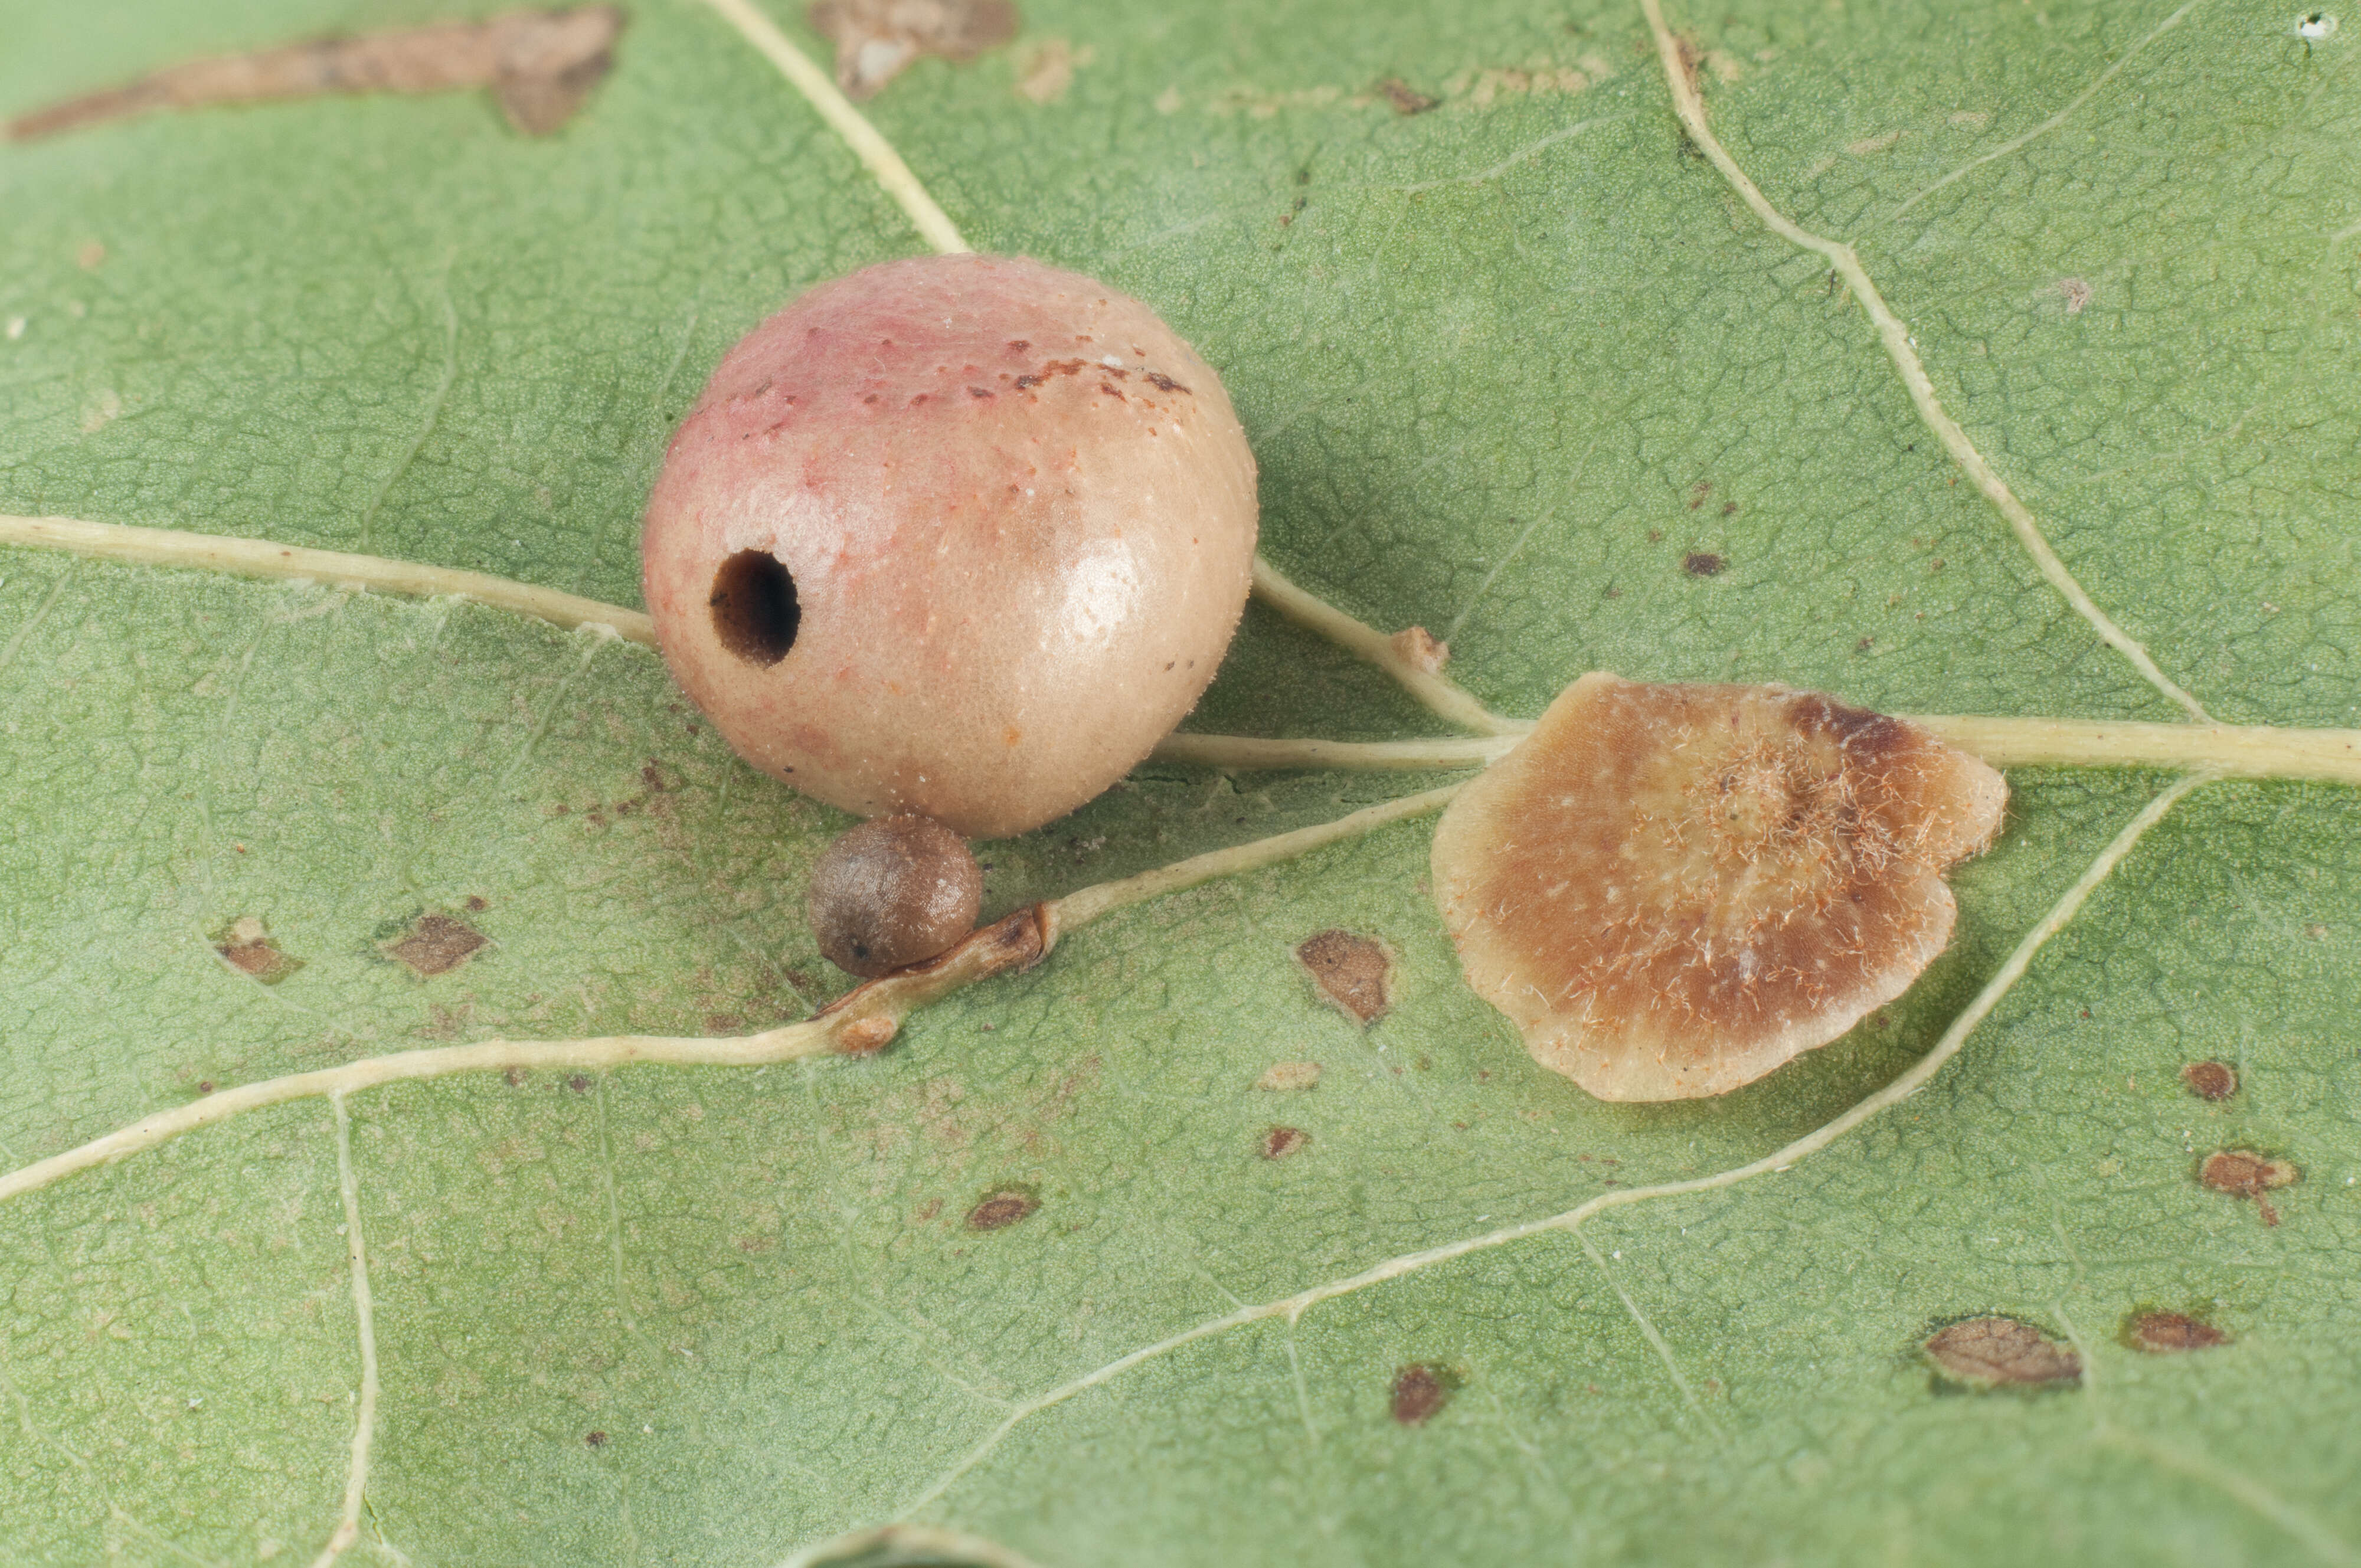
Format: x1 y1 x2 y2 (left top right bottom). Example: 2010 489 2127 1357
2 0 2357 1563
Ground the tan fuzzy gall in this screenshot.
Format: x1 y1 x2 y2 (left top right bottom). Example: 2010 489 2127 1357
1431 673 2006 1101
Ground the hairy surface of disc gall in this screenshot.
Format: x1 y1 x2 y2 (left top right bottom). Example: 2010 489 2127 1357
1431 673 2007 1101
642 254 1259 839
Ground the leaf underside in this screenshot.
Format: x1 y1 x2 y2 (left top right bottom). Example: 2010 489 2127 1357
1 1 2357 1564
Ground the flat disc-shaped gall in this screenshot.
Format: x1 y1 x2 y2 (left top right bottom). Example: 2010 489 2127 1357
1431 673 2007 1101
642 254 1258 839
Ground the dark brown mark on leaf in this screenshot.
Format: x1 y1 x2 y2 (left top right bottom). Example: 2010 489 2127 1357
1375 76 1437 114
2181 1061 2238 1101
965 1189 1037 1230
1391 1364 1458 1425
1261 1126 1309 1161
1297 930 1392 1024
807 0 1017 100
1683 552 1725 577
2200 1149 2297 1225
385 913 486 977
8 5 624 141
1925 1317 2081 1388
568 1074 591 1093
215 916 303 984
2125 1311 2231 1353
584 1431 606 1448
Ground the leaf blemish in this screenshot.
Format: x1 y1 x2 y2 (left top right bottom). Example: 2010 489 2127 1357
1260 1125 1309 1160
2200 1149 2298 1225
2180 1061 2238 1101
1296 930 1392 1025
1682 551 1725 577
965 1188 1038 1230
384 912 488 978
1924 1317 2081 1390
809 0 1018 100
214 916 303 985
1390 1363 1460 1425
5 5 626 142
2125 1311 2231 1353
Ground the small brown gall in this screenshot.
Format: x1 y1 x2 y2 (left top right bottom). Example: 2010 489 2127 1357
642 253 1259 838
808 814 983 978
1431 673 2007 1101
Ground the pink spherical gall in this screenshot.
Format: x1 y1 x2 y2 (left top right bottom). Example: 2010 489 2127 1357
642 253 1259 839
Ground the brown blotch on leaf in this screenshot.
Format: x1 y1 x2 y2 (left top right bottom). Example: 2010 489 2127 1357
386 913 488 978
2181 1061 2238 1101
1261 1125 1309 1161
2125 1311 2231 1354
2200 1148 2298 1226
1925 1317 2081 1389
1390 625 1450 675
807 0 1017 100
1432 673 2007 1100
584 1430 607 1448
1682 551 1725 577
1255 1061 1322 1092
7 5 625 141
215 916 303 985
1391 1363 1457 1425
964 1189 1037 1230
1375 76 1437 114
1297 930 1393 1025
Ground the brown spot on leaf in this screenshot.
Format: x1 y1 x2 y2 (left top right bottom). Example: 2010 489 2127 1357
1375 76 1438 114
807 0 1016 100
1014 38 1091 104
640 762 668 793
1391 1363 1458 1425
1682 551 1725 577
1925 1317 2081 1388
215 916 303 984
1297 930 1392 1024
1390 625 1449 675
8 5 624 141
568 1074 591 1093
584 1430 607 1448
2200 1149 2297 1225
1255 1061 1322 1092
386 913 487 977
2181 1061 2238 1101
1261 1126 1309 1160
964 1189 1037 1230
2125 1312 2231 1353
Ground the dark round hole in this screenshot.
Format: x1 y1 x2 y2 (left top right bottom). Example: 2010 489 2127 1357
709 550 800 666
